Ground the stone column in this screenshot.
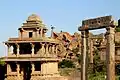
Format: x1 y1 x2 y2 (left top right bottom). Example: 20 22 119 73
7 64 11 74
16 63 20 78
55 45 58 57
16 43 20 57
106 26 115 80
40 28 43 37
36 28 40 38
45 44 49 57
31 43 35 56
7 44 11 56
52 45 55 54
31 62 35 73
81 30 89 80
48 45 52 53
90 39 93 63
41 43 45 56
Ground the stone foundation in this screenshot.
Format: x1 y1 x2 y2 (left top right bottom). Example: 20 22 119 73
31 76 68 80
7 75 23 80
7 75 68 80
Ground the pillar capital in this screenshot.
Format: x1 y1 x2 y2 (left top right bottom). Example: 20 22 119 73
30 43 35 47
6 43 12 56
41 43 45 46
81 30 89 38
15 43 19 48
36 27 40 30
5 43 11 47
106 26 115 35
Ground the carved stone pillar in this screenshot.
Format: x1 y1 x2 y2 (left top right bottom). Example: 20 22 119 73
31 62 35 73
106 26 115 80
16 63 20 78
90 39 93 63
16 44 20 57
41 43 45 56
36 28 40 38
7 44 11 56
31 43 35 56
48 45 52 53
52 45 55 54
45 44 49 57
40 28 43 37
55 45 58 57
7 64 11 74
81 30 89 80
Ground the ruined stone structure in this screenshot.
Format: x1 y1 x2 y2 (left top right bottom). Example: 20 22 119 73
97 32 120 63
52 31 81 59
78 16 116 80
1 14 66 80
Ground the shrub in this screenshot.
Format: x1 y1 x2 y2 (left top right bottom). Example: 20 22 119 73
58 59 75 68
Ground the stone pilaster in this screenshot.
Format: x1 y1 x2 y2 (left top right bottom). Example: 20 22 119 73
106 26 115 80
81 30 89 80
31 43 35 56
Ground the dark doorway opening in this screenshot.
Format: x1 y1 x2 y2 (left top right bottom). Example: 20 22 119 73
29 32 33 38
22 62 31 80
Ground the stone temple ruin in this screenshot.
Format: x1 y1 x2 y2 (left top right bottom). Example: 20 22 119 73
78 15 116 80
1 14 67 80
1 14 120 80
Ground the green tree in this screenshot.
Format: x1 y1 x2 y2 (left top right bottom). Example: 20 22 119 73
72 47 81 64
58 59 75 68
0 59 5 66
116 28 120 32
88 48 106 78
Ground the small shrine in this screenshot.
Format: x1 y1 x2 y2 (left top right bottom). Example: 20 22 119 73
1 14 64 80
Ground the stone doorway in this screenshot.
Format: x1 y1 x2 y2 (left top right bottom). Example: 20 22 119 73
20 62 32 80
